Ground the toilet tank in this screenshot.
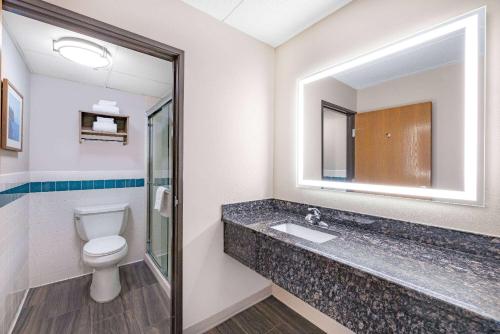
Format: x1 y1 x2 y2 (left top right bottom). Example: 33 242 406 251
74 203 129 241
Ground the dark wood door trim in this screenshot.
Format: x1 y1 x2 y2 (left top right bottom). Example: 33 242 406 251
2 0 183 61
321 100 356 181
2 1 184 333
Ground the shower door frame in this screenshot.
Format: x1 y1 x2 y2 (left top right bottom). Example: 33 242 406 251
146 97 173 278
1 1 185 332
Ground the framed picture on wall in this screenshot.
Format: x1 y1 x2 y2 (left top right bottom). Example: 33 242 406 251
1 78 24 151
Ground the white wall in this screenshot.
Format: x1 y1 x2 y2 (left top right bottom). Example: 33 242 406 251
357 63 465 190
43 0 275 329
0 28 30 334
0 27 30 174
29 74 155 172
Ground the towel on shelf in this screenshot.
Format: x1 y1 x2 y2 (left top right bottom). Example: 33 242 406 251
92 121 117 133
98 100 117 106
92 104 120 114
96 117 115 123
154 186 172 218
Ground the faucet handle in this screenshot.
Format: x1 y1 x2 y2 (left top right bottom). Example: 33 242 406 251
308 207 320 216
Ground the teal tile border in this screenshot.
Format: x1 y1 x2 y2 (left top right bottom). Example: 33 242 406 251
42 181 55 192
30 182 42 193
0 178 145 208
44 178 144 192
69 181 82 191
82 180 93 190
56 181 69 191
105 180 115 188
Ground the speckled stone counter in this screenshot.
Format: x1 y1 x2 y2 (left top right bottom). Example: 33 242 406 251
222 199 500 334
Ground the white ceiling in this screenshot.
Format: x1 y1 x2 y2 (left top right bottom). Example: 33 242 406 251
182 0 352 47
333 29 466 90
3 11 173 98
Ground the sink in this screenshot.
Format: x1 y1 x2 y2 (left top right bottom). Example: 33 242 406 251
271 223 337 243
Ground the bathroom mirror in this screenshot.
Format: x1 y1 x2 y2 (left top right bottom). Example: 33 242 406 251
297 7 485 204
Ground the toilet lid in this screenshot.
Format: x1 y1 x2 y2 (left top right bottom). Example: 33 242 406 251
83 235 126 257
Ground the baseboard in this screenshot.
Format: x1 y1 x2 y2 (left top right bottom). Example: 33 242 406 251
183 285 272 334
8 288 29 334
144 253 171 299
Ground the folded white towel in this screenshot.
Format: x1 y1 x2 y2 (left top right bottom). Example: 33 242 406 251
92 121 117 133
98 100 117 106
96 117 115 123
92 104 120 114
154 186 172 217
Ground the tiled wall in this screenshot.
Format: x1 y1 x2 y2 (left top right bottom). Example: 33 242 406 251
0 174 147 290
0 192 29 334
29 184 147 287
14 174 147 287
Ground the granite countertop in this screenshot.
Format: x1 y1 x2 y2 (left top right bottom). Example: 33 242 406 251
222 199 500 327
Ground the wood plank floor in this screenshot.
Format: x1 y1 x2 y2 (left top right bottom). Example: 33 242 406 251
205 296 325 334
13 261 171 334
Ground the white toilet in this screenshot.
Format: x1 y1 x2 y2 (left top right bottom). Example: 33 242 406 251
74 203 129 303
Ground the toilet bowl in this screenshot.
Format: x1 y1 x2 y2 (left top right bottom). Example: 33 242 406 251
83 235 128 302
74 204 129 303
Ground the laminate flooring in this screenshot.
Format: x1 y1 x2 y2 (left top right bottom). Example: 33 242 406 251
205 296 325 334
13 261 171 334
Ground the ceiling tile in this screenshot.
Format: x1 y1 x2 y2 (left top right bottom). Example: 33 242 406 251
221 0 350 47
107 71 171 98
182 0 242 20
111 47 172 84
24 50 109 87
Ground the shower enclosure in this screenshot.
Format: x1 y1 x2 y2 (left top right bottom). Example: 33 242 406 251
147 99 173 281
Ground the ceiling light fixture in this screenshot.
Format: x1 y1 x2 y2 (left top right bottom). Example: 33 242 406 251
53 37 112 68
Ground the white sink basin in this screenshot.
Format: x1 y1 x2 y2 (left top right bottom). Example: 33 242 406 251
271 223 336 243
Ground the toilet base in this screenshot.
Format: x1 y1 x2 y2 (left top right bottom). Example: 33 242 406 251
90 265 121 303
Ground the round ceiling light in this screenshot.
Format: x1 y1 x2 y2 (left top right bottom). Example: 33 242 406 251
53 37 112 69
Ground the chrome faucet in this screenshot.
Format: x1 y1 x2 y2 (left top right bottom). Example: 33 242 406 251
305 208 328 227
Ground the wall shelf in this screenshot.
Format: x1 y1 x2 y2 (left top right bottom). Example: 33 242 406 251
79 111 129 145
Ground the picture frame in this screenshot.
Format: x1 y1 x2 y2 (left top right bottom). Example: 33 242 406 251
1 78 24 151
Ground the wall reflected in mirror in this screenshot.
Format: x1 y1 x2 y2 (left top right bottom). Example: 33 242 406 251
302 10 485 197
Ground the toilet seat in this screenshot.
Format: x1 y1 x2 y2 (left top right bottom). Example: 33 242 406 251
83 235 127 257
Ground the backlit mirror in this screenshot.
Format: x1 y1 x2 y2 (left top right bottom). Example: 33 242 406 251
298 8 485 204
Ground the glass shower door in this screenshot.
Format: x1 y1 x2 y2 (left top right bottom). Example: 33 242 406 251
148 101 173 281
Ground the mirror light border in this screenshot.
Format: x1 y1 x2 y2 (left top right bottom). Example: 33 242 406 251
296 7 485 202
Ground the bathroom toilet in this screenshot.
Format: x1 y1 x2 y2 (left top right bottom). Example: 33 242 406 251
74 203 129 303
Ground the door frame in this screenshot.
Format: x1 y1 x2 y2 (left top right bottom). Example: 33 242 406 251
2 1 184 332
321 100 356 181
